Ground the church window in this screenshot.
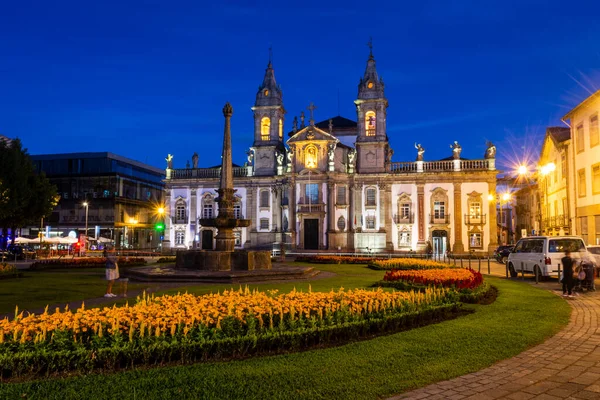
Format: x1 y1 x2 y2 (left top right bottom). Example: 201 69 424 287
336 185 346 205
260 189 270 209
260 218 269 230
305 145 318 169
305 183 319 203
365 215 376 230
365 111 376 136
278 119 283 140
261 117 270 141
337 216 346 231
365 187 377 207
264 89 269 96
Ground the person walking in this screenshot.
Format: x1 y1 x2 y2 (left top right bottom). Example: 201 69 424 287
103 247 119 298
562 250 576 298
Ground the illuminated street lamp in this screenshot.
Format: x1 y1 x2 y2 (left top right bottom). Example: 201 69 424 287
156 206 165 251
82 201 89 254
128 217 138 249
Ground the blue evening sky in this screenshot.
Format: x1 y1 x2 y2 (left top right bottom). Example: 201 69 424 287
1 0 599 172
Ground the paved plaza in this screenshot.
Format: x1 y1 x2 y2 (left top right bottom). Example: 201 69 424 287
392 271 600 400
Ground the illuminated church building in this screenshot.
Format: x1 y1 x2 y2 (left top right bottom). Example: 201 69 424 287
164 50 498 254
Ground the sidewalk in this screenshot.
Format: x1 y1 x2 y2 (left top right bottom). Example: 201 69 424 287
391 277 600 400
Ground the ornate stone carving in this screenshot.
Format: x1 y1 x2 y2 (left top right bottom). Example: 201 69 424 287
276 152 284 166
415 143 425 161
485 141 496 159
348 148 357 166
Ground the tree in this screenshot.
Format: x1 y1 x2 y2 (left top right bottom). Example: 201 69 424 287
0 138 58 248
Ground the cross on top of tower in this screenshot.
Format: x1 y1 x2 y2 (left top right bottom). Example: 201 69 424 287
307 102 317 125
367 36 373 59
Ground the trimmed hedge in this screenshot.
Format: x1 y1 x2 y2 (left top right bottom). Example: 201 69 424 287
295 255 386 264
28 257 147 270
0 304 463 379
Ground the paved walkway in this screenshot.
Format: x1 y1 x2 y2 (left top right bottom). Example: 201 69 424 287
392 279 600 400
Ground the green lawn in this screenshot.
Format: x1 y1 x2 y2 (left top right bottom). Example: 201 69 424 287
0 275 571 399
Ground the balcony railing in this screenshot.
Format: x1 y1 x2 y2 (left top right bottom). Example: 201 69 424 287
543 214 569 229
464 214 487 225
429 213 450 224
171 215 188 224
389 159 491 173
394 213 414 224
297 203 325 213
170 167 249 179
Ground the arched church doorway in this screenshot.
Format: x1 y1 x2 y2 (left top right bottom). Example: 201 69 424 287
432 230 447 255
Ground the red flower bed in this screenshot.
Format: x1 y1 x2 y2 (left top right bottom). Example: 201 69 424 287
383 268 483 290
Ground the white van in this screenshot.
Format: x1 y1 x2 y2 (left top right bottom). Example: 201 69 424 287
507 236 587 278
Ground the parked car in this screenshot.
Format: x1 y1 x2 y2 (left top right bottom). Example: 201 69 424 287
587 245 600 268
4 244 36 260
494 245 514 264
507 236 586 278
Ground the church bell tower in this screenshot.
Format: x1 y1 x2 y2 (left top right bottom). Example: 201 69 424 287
251 56 286 176
354 42 390 173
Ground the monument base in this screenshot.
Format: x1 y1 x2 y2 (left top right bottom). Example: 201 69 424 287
175 249 272 271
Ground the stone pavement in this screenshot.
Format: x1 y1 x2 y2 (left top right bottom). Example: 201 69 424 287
391 280 600 400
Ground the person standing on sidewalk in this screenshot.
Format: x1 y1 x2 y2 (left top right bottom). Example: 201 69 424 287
103 247 119 298
562 250 576 298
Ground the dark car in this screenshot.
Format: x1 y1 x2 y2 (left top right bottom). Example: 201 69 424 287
5 244 36 260
494 245 514 264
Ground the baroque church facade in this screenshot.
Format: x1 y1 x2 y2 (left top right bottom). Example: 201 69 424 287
163 51 498 255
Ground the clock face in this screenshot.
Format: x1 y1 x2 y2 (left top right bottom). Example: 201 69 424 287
264 89 269 96
367 82 373 89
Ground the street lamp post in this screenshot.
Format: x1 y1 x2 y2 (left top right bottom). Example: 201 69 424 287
157 207 165 252
82 201 89 255
128 218 138 249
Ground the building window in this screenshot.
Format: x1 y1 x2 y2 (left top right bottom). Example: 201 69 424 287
398 230 411 247
278 118 283 140
576 124 584 153
365 215 376 229
337 216 346 231
400 203 410 219
591 115 599 148
579 217 589 245
365 111 376 136
593 164 600 195
261 117 270 141
469 202 481 218
234 203 242 219
305 183 319 203
260 218 269 230
561 153 566 179
234 230 241 246
176 203 186 221
469 232 482 248
202 204 213 219
434 201 445 219
336 185 346 205
175 231 185 245
259 190 270 208
305 145 318 168
365 187 376 207
578 168 586 197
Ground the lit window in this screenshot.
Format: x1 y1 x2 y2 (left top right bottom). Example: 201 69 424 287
260 190 270 208
305 184 318 203
278 119 283 140
434 201 445 219
561 153 566 179
469 202 481 218
260 218 269 230
365 111 376 136
470 233 482 248
400 203 410 219
577 124 584 153
366 188 376 207
261 117 270 141
591 115 599 148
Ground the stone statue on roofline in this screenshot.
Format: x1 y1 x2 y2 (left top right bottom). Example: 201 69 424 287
287 147 294 164
166 154 173 169
348 148 357 166
192 152 199 168
328 143 336 162
415 143 425 161
450 141 462 160
485 142 496 159
276 152 284 166
246 149 254 166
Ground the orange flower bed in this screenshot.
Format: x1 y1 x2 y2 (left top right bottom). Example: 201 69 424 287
384 268 483 290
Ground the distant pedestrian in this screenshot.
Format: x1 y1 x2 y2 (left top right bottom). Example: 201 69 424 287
104 247 119 298
562 250 576 298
